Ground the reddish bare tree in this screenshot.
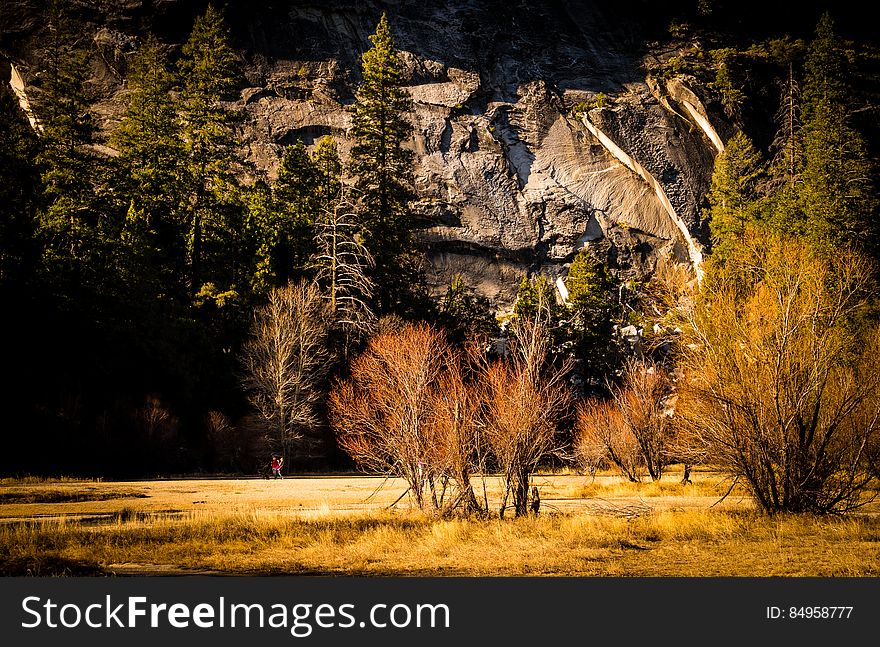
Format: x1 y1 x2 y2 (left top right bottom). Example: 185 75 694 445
575 397 643 482
612 358 674 481
330 323 449 511
425 349 485 515
482 318 572 517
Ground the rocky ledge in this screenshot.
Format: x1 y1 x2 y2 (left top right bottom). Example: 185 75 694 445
1 0 733 311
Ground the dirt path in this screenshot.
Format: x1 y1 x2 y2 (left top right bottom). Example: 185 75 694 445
0 473 756 525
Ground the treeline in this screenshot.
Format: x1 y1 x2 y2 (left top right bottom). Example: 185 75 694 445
250 11 880 517
704 13 877 258
2 4 879 515
0 5 436 475
1 3 644 478
612 13 880 514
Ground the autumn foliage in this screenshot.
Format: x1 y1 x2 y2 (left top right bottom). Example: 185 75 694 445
677 234 880 513
331 320 571 516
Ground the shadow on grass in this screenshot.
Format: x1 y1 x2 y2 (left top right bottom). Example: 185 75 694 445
0 555 106 577
0 490 149 504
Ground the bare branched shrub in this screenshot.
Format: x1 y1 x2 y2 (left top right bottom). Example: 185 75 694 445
482 318 572 517
576 398 643 482
575 360 674 482
330 323 449 511
134 395 180 445
612 358 674 481
130 395 181 470
678 233 880 513
240 281 331 466
426 349 484 515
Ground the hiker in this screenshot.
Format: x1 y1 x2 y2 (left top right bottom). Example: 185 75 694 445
271 455 284 479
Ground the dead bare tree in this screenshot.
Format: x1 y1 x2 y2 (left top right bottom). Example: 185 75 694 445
481 317 572 517
240 280 331 467
312 195 376 353
135 395 180 445
330 323 449 511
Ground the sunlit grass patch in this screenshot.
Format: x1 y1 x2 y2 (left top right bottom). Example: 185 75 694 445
574 472 747 499
1 476 877 576
1 476 105 485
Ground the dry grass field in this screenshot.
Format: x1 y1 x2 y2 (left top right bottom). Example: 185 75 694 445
1 469 878 576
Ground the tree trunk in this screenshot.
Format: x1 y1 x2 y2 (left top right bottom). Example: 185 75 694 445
513 468 530 517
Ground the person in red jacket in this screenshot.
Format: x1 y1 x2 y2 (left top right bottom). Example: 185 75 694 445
271 455 284 479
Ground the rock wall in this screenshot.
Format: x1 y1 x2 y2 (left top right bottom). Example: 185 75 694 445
0 0 729 311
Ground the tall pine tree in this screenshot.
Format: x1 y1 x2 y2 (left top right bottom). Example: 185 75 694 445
178 4 243 301
31 0 104 286
113 34 187 300
705 132 763 259
349 13 418 315
274 139 319 279
798 13 876 250
244 179 277 296
762 57 805 235
564 249 622 388
312 135 343 214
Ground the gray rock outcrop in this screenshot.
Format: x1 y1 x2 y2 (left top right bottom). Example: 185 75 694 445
1 0 730 312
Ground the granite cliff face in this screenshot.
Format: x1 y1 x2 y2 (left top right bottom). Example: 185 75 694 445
0 0 732 310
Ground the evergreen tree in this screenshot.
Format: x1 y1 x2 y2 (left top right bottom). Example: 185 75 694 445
798 13 876 250
0 84 40 286
566 250 617 316
244 179 278 296
564 249 622 388
801 13 847 125
513 274 570 360
178 3 243 299
514 275 560 324
709 48 747 118
113 34 187 299
437 274 498 346
770 61 803 191
275 140 318 216
312 135 343 214
706 132 763 259
762 58 805 235
31 0 103 283
349 13 418 314
274 140 319 278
